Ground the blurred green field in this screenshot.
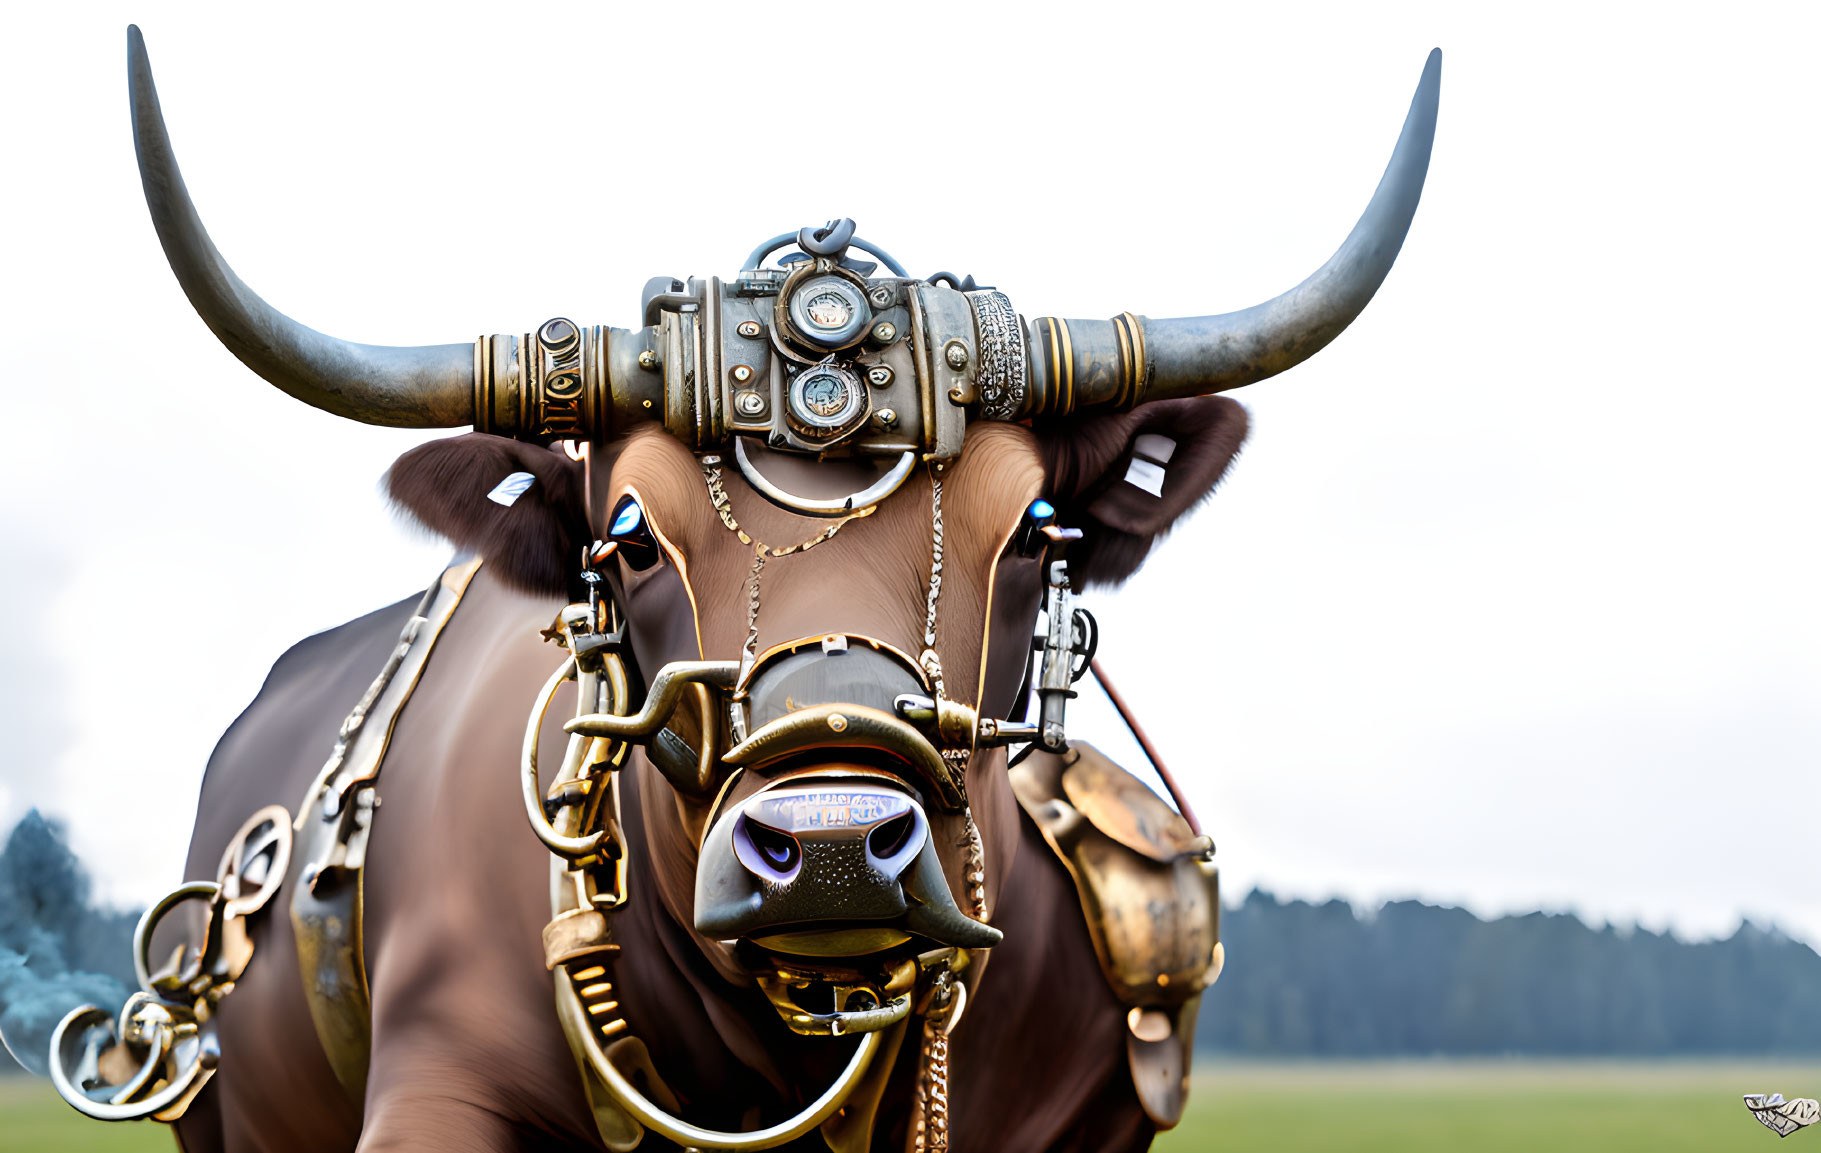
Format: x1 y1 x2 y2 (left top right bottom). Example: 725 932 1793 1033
4 1061 1816 1151
1155 1061 1821 1152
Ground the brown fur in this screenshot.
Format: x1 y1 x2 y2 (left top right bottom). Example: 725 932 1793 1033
386 435 589 598
1035 397 1249 588
173 413 1238 1152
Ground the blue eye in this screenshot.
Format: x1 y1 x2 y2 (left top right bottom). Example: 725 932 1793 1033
608 496 660 571
611 500 644 538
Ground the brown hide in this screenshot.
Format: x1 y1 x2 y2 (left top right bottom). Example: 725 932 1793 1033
175 571 1149 1152
175 403 1246 1151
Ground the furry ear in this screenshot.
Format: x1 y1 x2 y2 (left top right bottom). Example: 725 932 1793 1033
385 434 588 598
1034 396 1248 588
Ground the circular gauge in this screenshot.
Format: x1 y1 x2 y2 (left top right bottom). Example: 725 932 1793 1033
788 363 865 434
786 276 871 349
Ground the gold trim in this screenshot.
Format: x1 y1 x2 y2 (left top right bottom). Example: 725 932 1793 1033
1123 312 1147 407
1056 319 1074 417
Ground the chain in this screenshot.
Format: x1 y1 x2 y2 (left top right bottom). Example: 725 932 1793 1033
913 1018 951 1152
702 459 877 668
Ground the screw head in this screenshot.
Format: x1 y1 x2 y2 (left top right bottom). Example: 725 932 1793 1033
871 321 898 344
866 365 894 388
874 407 899 430
638 349 659 370
944 340 969 370
737 320 762 338
734 391 766 417
868 286 894 308
731 363 754 384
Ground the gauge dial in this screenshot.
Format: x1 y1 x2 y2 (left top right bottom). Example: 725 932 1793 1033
788 364 865 434
785 276 871 349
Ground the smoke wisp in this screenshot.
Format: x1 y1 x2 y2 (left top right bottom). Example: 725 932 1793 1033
0 810 138 1076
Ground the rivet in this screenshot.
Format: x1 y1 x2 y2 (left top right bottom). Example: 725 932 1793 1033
828 714 849 733
737 320 762 338
731 364 754 384
867 365 894 388
872 321 898 343
638 350 659 370
734 391 765 417
944 340 969 370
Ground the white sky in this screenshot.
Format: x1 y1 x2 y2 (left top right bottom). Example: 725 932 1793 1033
1 3 1815 946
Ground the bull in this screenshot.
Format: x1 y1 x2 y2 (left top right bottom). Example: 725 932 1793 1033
29 27 1439 1153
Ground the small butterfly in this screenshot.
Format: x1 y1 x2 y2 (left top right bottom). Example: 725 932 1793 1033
1744 1093 1820 1137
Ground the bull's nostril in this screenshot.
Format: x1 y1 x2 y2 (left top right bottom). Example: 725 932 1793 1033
748 821 800 873
867 813 916 861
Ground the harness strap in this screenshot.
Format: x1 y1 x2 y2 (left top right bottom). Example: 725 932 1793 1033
289 556 483 1102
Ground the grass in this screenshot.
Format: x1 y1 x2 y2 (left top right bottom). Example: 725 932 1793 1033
4 1061 1816 1150
1155 1060 1821 1152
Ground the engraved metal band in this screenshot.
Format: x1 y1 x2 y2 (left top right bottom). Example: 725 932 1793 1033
473 319 608 441
967 291 1026 422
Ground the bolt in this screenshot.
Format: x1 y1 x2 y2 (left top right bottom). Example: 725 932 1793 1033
737 320 762 338
734 391 766 417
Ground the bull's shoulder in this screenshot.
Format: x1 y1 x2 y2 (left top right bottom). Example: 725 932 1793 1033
184 594 421 877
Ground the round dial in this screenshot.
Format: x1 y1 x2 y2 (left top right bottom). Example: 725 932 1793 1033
788 364 865 434
786 276 871 348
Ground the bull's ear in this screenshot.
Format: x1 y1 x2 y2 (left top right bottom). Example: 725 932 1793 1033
385 434 588 598
1034 396 1248 589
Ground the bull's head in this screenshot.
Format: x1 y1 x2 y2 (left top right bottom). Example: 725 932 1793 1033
125 15 1436 1070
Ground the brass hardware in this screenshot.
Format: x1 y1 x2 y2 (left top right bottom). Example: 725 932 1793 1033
722 704 964 812
49 806 293 1122
638 349 659 370
291 558 482 1102
1008 742 1221 1130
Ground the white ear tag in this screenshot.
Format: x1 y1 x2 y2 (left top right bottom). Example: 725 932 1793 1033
1123 434 1178 498
487 471 537 507
1123 457 1168 497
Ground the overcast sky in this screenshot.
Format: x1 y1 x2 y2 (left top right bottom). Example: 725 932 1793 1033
1 3 1815 946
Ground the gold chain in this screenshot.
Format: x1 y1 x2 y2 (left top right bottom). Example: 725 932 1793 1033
914 1019 951 1152
701 460 876 664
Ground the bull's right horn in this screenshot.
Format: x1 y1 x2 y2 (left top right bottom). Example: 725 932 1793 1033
1014 49 1441 417
130 25 477 429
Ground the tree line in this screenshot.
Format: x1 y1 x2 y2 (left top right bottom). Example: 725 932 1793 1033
1198 890 1821 1055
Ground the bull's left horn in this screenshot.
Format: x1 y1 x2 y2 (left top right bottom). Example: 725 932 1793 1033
1014 49 1441 417
129 26 474 428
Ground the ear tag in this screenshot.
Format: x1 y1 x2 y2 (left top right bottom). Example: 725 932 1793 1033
487 471 537 507
1123 434 1178 498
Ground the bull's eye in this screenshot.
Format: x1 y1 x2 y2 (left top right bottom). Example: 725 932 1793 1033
608 495 660 572
866 813 916 861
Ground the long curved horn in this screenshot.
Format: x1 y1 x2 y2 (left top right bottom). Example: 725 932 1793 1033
128 26 474 428
1014 49 1441 416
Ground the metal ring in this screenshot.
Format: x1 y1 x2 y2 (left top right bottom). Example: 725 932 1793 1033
732 439 915 517
523 656 607 860
557 972 885 1150
132 882 220 992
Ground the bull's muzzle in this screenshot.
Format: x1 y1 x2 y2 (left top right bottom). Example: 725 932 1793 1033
696 778 1000 954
